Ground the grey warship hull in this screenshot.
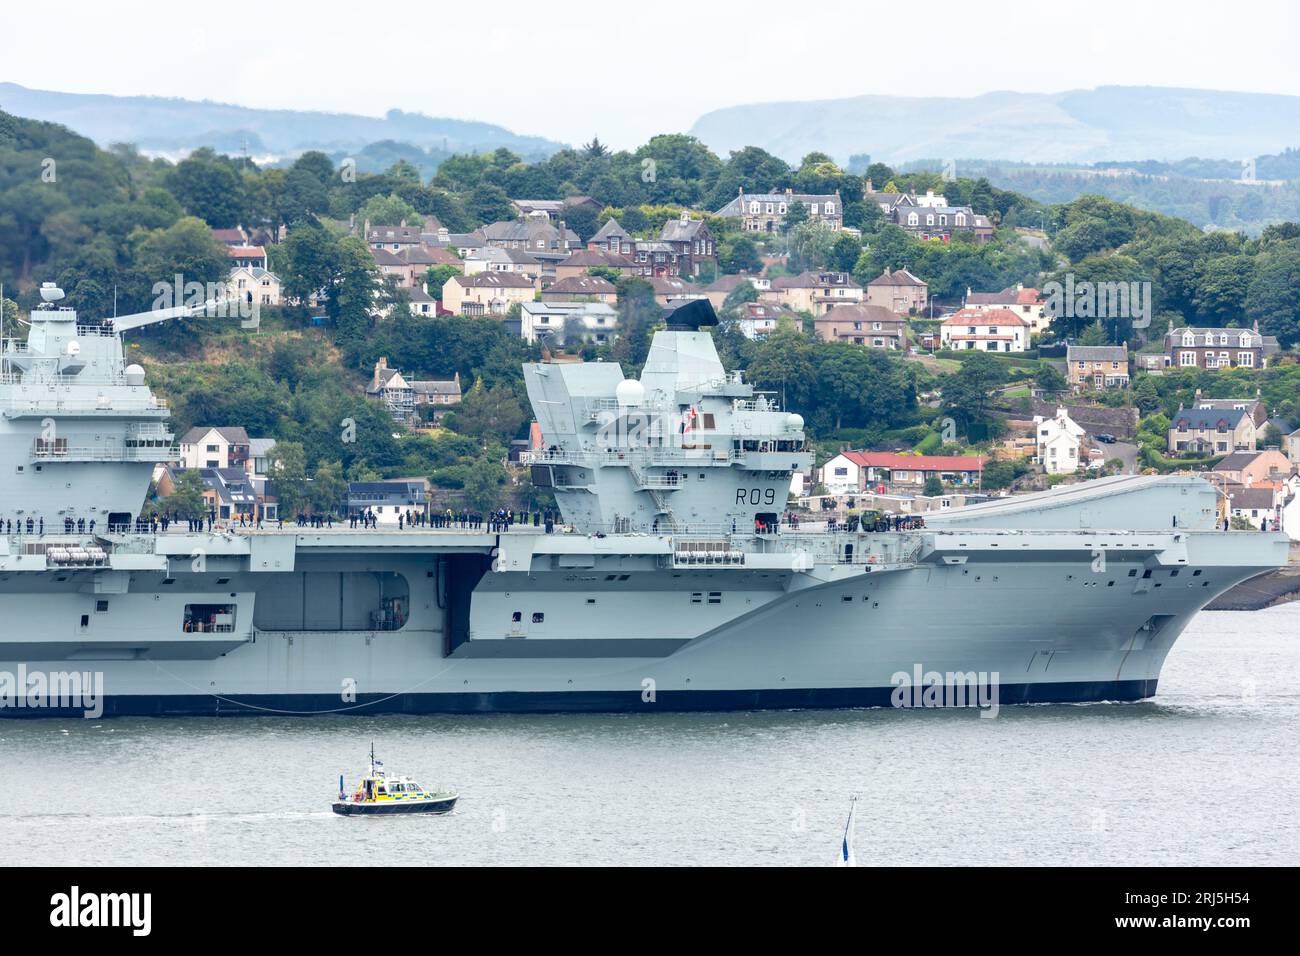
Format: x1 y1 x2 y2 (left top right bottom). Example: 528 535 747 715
0 503 1285 718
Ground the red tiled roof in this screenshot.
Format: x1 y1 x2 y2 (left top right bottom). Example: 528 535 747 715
228 246 266 258
842 452 987 471
942 307 1026 327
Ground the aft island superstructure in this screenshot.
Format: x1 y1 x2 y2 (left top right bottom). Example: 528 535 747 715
0 290 1287 716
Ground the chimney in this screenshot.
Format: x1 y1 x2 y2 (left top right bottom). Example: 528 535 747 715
363 219 371 238
865 179 873 193
738 186 744 196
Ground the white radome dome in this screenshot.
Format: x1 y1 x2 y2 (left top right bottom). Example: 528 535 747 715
65 340 81 357
615 379 646 407
786 413 804 432
124 364 146 385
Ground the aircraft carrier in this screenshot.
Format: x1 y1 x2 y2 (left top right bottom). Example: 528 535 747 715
0 288 1287 717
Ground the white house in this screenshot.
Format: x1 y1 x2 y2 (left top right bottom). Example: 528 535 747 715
820 452 867 495
178 426 251 471
1227 486 1281 530
229 266 281 306
519 301 618 345
964 284 1050 335
940 307 1028 352
1035 408 1086 475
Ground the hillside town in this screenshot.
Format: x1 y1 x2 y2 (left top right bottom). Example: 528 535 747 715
141 180 1300 539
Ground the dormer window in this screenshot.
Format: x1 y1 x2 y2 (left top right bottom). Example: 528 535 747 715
926 214 935 226
1239 333 1251 347
955 213 966 226
907 213 919 226
825 202 834 215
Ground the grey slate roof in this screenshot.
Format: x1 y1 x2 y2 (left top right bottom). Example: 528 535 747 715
1171 407 1248 430
1067 345 1128 362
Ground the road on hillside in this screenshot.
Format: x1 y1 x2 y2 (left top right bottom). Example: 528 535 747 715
1099 439 1140 475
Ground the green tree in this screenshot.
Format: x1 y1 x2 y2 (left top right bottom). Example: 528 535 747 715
1077 321 1109 345
309 459 348 515
355 193 422 229
923 475 944 496
1246 244 1300 348
165 148 247 228
451 377 525 447
1035 362 1067 396
269 440 309 517
719 235 762 273
424 263 462 300
942 352 1006 431
1132 375 1161 414
162 469 208 518
828 233 862 272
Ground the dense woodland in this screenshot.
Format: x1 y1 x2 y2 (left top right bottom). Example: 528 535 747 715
2 107 1299 507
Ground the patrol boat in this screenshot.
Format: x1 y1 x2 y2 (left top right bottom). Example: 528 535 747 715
333 745 458 816
0 289 1288 717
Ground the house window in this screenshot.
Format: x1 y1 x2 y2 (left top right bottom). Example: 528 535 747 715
1238 351 1254 367
825 202 834 215
810 204 819 215
1179 351 1196 367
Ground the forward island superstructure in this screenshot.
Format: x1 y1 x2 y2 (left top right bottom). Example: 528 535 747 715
0 290 1288 716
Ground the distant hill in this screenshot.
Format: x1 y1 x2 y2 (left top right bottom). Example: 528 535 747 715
0 82 565 162
689 86 1300 165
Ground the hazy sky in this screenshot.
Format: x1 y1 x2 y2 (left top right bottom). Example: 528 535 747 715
4 0 1298 148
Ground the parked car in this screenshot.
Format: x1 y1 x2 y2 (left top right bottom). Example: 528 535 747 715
1096 433 1116 444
